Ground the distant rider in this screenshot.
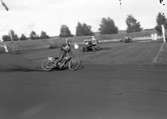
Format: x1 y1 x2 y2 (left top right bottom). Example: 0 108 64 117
91 36 98 46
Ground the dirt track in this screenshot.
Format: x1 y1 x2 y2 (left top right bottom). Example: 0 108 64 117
0 42 167 119
0 64 167 119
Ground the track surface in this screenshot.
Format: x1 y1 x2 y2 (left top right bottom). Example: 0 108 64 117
0 42 167 119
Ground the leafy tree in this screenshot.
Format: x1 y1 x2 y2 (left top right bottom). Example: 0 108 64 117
99 17 118 34
126 15 142 33
76 22 83 36
155 12 167 35
8 30 19 41
2 35 11 41
59 25 73 37
76 22 94 36
40 31 49 39
82 23 93 35
20 34 27 40
13 34 19 41
30 31 39 40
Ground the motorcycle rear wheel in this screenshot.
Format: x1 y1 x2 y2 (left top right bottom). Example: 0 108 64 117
68 58 81 71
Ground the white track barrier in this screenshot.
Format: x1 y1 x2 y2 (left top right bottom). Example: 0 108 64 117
152 25 166 63
161 25 166 43
3 44 8 53
0 42 8 53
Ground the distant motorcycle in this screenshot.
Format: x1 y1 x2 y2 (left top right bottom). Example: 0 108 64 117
120 36 133 43
82 39 101 52
41 55 81 71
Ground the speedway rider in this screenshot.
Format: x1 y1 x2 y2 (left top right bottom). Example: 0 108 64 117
57 38 72 67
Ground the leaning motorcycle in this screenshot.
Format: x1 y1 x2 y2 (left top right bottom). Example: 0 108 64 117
41 55 81 71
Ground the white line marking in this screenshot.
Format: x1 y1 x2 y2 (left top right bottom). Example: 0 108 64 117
152 43 166 63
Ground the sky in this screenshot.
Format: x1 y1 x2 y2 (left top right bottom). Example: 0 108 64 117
0 0 166 37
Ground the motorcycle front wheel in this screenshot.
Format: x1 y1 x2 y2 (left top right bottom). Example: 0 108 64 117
41 59 54 71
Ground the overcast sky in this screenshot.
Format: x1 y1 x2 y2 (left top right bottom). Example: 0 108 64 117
0 0 166 37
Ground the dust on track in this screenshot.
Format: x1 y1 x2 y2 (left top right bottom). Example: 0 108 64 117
0 53 42 72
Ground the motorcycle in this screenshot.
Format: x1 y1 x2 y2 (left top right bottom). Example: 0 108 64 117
82 39 101 52
41 55 81 71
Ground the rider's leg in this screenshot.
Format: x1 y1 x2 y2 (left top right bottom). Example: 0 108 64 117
57 52 66 68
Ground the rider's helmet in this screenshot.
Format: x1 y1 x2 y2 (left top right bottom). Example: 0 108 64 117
91 36 97 45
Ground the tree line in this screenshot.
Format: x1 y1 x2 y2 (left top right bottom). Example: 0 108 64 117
2 12 167 41
2 30 49 41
